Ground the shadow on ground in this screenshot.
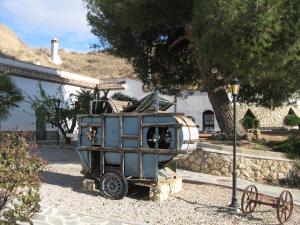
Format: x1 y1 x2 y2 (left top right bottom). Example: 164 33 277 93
38 146 80 165
175 196 279 225
42 170 150 200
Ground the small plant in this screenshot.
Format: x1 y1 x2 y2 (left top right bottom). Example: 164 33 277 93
272 136 300 159
283 114 300 127
241 116 260 130
0 132 46 224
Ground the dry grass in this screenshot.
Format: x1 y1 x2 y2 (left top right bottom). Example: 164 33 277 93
0 23 136 79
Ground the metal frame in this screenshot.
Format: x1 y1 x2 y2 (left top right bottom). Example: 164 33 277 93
78 113 195 181
241 185 293 224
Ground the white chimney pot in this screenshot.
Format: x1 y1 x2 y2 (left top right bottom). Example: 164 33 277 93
50 37 62 65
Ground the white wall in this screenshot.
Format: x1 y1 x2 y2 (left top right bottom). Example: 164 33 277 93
112 78 220 131
0 75 82 131
1 76 220 132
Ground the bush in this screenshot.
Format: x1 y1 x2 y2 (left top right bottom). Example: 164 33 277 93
272 136 300 159
283 114 300 127
241 116 260 129
0 132 46 224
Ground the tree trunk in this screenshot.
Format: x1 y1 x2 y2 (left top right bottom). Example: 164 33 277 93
207 88 245 136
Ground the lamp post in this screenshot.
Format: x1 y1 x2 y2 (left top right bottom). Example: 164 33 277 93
56 98 61 146
229 77 240 210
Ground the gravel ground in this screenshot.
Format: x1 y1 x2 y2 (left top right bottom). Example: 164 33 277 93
39 147 300 225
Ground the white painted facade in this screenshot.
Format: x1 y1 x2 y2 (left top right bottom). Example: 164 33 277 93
0 57 220 134
0 76 81 131
114 78 220 131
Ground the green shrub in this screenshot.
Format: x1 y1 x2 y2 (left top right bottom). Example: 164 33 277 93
0 132 46 224
272 136 300 159
284 114 300 127
241 116 260 129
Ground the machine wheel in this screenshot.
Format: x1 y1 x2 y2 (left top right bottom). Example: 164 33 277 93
99 170 128 200
241 185 258 214
277 190 293 224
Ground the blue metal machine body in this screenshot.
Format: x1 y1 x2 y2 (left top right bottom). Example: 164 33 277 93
77 112 198 180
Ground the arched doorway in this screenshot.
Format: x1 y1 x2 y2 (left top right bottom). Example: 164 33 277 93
203 110 215 132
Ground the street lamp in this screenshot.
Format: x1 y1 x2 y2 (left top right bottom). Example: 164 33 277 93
229 77 240 210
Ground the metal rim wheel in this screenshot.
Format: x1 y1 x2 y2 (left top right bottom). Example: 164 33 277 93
99 170 128 200
277 190 293 224
241 185 258 214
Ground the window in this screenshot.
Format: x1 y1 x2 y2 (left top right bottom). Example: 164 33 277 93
203 110 214 132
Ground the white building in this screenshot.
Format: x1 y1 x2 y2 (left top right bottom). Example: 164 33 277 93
0 57 124 140
117 78 219 132
0 56 220 140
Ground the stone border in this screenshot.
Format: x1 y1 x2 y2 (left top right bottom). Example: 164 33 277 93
199 142 289 160
178 146 299 185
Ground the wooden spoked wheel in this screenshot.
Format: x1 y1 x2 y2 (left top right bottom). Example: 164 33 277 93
241 185 258 214
277 190 293 224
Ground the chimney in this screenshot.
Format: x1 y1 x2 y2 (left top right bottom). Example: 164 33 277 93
50 38 62 65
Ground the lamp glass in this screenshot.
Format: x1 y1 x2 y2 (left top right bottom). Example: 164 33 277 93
230 78 240 96
231 84 239 96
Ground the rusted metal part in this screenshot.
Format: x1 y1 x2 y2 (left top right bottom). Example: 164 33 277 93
277 190 293 224
78 146 188 155
138 116 143 178
176 127 179 150
241 185 293 224
121 135 139 139
120 115 125 174
100 151 105 176
142 123 183 128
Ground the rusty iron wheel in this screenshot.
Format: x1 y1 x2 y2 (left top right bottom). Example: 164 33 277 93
241 185 258 214
277 190 293 224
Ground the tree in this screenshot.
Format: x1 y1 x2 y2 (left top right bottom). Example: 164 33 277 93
30 83 79 144
72 89 94 114
85 0 300 135
0 73 23 120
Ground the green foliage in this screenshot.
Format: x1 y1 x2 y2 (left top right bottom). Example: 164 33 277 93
241 116 260 129
111 92 138 104
29 82 79 143
0 132 46 224
85 0 300 106
272 136 300 159
284 114 300 127
193 0 300 107
85 0 199 95
72 89 94 114
0 73 23 120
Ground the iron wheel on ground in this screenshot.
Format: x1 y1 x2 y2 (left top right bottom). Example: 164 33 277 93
99 169 128 200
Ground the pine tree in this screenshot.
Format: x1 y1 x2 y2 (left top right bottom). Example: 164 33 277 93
85 0 300 135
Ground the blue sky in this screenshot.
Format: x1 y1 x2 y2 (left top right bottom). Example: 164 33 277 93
0 0 99 52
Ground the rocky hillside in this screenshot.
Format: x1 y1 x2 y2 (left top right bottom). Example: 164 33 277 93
0 24 135 79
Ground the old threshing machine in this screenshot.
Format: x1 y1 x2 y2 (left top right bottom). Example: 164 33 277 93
76 90 198 199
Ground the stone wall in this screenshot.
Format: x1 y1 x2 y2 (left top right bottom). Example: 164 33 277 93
178 147 300 185
237 104 300 129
